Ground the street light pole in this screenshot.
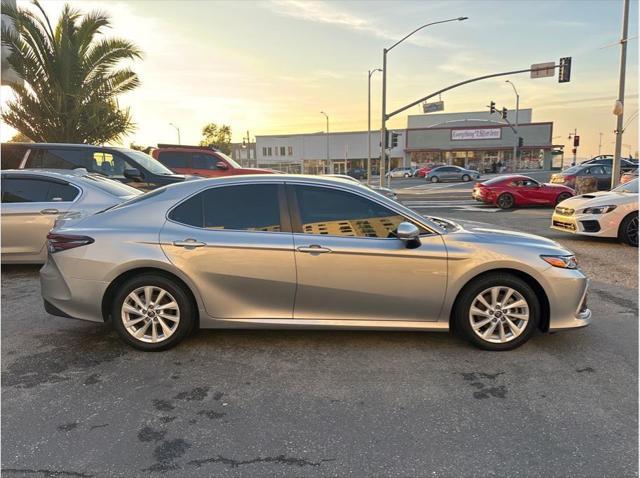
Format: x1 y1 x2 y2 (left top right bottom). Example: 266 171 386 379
320 111 329 174
368 68 382 185
599 132 603 155
505 80 519 171
380 16 468 188
169 123 181 145
612 0 630 189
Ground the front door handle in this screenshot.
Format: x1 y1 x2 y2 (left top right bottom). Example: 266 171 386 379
297 244 332 254
40 208 59 215
173 238 206 248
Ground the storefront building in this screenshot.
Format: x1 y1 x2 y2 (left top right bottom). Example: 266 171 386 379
405 109 562 172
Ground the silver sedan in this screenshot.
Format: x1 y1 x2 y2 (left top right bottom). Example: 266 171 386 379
2 169 141 264
426 166 480 183
41 175 591 351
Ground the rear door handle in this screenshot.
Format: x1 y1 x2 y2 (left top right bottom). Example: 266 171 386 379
40 208 59 215
173 239 206 248
297 245 332 254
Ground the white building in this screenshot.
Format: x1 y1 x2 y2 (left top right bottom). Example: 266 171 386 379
255 130 405 174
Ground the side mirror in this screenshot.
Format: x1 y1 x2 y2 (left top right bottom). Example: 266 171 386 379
216 161 229 170
396 222 421 247
124 168 142 180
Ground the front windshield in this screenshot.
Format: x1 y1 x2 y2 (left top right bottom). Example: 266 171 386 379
121 149 175 175
215 151 242 169
613 178 638 193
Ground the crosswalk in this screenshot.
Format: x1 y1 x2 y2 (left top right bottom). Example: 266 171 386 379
401 200 502 213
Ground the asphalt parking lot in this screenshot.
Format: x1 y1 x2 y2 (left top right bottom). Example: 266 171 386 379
2 176 638 477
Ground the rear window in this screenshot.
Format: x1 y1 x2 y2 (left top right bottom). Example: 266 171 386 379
481 176 512 186
105 187 166 212
83 175 141 197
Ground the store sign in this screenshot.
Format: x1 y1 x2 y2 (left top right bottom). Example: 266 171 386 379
451 128 501 141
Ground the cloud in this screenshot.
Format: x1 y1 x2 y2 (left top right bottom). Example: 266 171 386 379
265 0 456 49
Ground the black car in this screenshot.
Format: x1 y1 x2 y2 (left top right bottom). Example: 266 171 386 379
581 155 636 172
347 167 367 180
1 143 189 190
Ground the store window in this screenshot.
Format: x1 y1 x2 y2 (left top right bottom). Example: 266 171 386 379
288 146 293 156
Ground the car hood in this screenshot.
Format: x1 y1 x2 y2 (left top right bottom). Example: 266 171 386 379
557 191 638 209
438 218 572 254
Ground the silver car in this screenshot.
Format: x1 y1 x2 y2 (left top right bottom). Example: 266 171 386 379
41 175 590 351
1 169 140 263
326 174 398 201
426 166 480 183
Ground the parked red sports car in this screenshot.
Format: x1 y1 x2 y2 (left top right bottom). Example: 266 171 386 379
472 175 574 209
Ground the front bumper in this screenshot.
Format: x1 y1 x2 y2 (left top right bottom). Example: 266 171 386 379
551 211 618 238
544 266 592 331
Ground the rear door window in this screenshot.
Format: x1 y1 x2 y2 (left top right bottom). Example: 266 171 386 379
1 178 78 203
157 152 191 169
1 144 28 169
26 149 92 169
192 154 218 170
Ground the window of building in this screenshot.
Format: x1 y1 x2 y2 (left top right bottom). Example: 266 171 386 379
288 146 293 156
262 147 267 156
169 184 281 232
267 147 272 156
293 185 406 238
280 146 286 156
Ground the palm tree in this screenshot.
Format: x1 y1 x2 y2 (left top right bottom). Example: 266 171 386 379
1 0 142 144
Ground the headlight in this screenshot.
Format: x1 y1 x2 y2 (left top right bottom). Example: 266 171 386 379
541 255 578 269
582 205 617 214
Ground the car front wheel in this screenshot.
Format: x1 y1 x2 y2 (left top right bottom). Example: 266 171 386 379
453 273 540 351
430 176 439 183
619 212 639 247
111 274 195 351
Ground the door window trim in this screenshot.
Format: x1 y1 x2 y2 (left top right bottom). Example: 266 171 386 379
284 182 438 239
165 181 292 234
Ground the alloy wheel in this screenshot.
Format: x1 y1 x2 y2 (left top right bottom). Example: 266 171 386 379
627 216 639 246
498 194 513 209
468 286 529 344
121 286 181 344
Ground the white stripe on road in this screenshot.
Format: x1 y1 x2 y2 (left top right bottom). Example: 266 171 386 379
403 182 471 190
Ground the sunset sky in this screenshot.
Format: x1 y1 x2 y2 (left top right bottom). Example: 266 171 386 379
1 0 638 158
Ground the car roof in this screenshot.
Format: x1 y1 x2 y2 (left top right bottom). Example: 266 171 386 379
1 168 99 180
3 142 136 154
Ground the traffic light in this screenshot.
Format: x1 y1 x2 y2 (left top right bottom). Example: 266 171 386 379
518 137 524 148
391 132 400 148
501 107 508 120
489 101 496 114
558 57 572 83
573 135 580 147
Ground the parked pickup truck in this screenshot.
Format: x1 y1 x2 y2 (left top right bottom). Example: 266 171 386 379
151 144 277 178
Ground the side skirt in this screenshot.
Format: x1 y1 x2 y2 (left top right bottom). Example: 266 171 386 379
199 316 449 331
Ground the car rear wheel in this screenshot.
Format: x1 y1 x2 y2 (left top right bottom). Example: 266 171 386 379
556 192 572 205
112 274 195 351
497 193 515 209
430 176 439 183
453 273 540 351
462 174 471 182
619 212 639 247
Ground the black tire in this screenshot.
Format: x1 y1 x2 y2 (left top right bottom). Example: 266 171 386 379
111 273 196 351
430 176 439 183
619 212 639 247
462 174 471 182
453 273 540 351
497 193 515 209
555 192 573 205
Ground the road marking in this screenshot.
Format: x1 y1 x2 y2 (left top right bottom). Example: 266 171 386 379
403 182 471 190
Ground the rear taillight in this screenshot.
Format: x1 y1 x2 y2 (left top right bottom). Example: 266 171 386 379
46 233 94 253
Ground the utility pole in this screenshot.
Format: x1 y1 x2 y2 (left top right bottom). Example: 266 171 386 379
612 0 630 189
368 68 382 185
505 80 519 171
242 130 251 167
599 132 603 155
320 111 329 174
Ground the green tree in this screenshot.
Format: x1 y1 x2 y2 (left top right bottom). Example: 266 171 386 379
8 131 33 142
1 0 142 144
200 123 232 154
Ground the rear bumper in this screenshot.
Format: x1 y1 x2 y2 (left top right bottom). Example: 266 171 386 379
40 255 108 323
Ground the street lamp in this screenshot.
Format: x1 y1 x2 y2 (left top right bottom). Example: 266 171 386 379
320 111 329 174
380 16 468 187
368 68 383 185
505 80 520 171
169 123 181 145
